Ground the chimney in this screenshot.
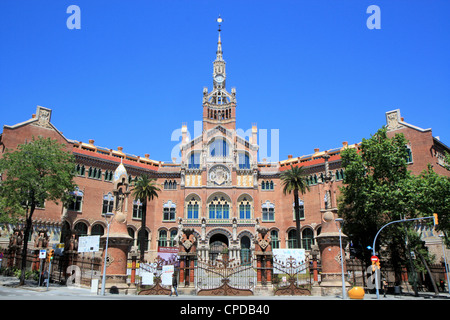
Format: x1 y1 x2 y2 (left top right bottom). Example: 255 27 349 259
145 154 150 159
314 148 320 153
117 146 123 152
89 139 95 145
288 155 293 159
342 141 348 147
32 114 36 118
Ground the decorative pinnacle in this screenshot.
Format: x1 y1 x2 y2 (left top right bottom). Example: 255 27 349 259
217 15 223 32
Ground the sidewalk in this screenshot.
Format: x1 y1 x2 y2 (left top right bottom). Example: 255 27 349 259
1 275 449 300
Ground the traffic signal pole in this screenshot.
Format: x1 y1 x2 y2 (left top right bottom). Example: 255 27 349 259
372 215 438 300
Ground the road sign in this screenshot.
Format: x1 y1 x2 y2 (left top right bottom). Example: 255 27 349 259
39 249 47 259
371 255 379 263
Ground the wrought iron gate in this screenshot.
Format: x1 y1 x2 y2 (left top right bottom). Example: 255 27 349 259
195 255 256 296
272 254 311 295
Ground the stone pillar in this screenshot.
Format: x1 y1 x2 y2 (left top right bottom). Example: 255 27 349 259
99 162 135 295
179 257 186 285
315 210 350 296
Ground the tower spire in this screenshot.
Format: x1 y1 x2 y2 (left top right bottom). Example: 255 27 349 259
216 15 223 61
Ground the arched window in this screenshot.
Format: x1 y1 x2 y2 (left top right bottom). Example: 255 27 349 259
127 228 136 246
133 200 143 219
239 197 252 219
209 138 229 157
287 229 297 249
169 230 178 247
270 230 279 249
163 201 176 221
189 152 201 169
158 230 167 247
238 153 250 169
406 146 413 163
292 199 305 220
262 201 275 222
74 222 88 237
186 196 199 219
209 196 230 219
302 228 314 250
269 181 274 190
138 229 149 251
91 224 104 236
102 193 114 214
67 188 83 212
261 181 266 190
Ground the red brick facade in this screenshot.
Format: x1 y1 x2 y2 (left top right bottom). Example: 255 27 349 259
1 43 449 265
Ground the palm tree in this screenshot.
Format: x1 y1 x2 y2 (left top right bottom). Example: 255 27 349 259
131 175 160 262
281 165 310 249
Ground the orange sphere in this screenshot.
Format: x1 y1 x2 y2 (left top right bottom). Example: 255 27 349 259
348 286 365 299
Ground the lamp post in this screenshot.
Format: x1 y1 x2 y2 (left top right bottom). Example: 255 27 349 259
335 218 346 299
101 212 114 296
440 235 450 294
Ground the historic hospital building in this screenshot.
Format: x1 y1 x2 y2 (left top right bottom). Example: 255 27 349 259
1 27 449 264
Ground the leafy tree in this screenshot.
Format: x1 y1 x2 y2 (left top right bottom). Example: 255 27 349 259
0 137 76 285
131 175 160 262
338 127 414 264
338 127 448 287
414 165 450 241
281 165 310 248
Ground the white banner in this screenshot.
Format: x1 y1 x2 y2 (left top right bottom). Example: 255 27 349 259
78 235 100 253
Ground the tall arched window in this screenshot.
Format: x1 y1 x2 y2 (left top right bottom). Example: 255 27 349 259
169 230 178 247
67 188 83 212
133 200 143 219
287 229 297 248
102 193 114 214
238 153 250 169
189 152 201 169
239 197 252 219
270 230 279 249
262 201 275 222
158 230 167 247
302 228 314 250
163 201 176 221
209 138 229 157
186 196 200 219
292 199 305 220
138 229 149 251
209 196 230 219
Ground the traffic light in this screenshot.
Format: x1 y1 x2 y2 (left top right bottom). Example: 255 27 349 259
48 249 54 261
433 213 439 226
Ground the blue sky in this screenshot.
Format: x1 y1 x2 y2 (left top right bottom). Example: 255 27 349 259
1 0 449 163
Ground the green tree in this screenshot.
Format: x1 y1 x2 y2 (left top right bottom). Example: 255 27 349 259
415 165 450 240
338 127 414 266
0 137 76 285
281 165 310 248
131 175 160 263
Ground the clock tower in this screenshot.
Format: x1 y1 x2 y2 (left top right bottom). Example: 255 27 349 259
203 17 237 131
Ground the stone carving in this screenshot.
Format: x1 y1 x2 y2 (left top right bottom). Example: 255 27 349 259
208 165 230 186
34 230 49 249
179 228 197 253
255 225 271 252
8 229 23 251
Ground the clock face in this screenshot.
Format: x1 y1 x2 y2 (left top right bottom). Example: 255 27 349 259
215 74 224 83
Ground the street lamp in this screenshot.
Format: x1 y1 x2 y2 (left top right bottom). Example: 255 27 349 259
335 218 346 299
101 212 114 296
440 234 450 294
